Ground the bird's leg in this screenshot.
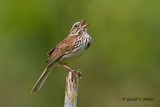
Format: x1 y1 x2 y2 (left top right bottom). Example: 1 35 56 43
61 64 76 72
61 64 82 80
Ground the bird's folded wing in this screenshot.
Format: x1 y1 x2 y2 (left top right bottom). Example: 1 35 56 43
46 36 76 65
47 47 56 56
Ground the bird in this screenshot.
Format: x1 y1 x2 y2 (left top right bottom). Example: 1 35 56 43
31 19 92 94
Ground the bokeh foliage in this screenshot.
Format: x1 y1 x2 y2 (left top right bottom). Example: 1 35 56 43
0 0 160 107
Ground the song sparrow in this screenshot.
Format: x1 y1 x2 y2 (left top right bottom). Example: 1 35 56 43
31 19 92 93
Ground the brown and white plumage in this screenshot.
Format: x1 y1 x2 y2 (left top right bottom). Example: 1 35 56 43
31 19 92 94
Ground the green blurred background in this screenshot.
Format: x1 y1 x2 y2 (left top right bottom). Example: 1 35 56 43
0 0 160 107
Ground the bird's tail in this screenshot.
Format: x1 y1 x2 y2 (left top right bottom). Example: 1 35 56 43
31 64 54 94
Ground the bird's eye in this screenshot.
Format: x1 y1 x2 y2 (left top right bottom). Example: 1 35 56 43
74 25 78 27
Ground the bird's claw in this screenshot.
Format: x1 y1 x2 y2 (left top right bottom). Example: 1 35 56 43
71 69 82 81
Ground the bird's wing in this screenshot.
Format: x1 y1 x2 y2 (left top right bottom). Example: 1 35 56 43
46 36 76 65
47 47 56 56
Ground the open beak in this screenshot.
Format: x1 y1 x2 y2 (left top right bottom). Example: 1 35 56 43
81 19 86 24
81 19 89 29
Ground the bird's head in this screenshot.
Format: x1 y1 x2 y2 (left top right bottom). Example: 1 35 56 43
69 19 89 35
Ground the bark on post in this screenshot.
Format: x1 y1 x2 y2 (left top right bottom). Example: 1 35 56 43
64 71 81 107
